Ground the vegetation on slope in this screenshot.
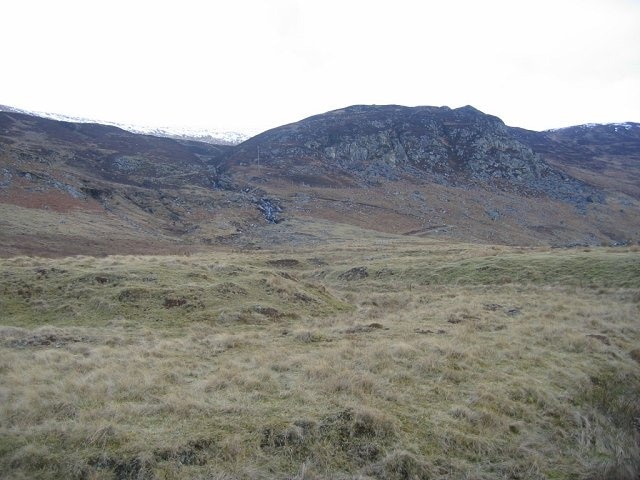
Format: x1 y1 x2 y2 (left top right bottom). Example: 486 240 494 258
1 240 639 479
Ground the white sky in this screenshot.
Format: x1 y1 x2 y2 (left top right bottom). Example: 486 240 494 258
2 0 639 134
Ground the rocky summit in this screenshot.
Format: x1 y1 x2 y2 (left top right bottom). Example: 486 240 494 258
1 105 639 255
224 105 595 205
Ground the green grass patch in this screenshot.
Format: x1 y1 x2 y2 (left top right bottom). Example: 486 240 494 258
418 251 640 287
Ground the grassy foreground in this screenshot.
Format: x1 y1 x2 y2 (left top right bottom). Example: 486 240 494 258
1 239 639 479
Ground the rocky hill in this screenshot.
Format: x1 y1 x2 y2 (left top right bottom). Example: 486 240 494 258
221 105 638 246
1 106 638 255
225 105 597 205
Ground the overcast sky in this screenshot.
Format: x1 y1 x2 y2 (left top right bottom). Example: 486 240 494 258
2 0 639 134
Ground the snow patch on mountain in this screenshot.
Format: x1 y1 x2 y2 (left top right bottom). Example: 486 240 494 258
547 122 639 133
0 104 250 145
119 123 249 145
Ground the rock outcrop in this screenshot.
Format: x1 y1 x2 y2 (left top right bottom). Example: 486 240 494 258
225 105 595 205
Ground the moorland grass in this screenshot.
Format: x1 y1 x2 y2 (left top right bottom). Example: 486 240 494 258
0 241 639 479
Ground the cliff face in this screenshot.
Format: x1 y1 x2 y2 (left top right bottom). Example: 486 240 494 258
225 105 595 204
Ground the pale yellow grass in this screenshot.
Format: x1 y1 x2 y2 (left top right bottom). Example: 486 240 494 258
1 242 639 479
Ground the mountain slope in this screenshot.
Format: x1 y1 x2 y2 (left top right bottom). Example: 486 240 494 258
0 111 262 256
1 106 639 255
222 105 638 246
0 104 249 145
510 122 640 199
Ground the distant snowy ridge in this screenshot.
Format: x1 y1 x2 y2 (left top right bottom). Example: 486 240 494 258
547 122 639 133
0 104 250 145
119 124 249 146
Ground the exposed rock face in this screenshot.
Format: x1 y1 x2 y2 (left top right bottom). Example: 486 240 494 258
257 197 283 224
226 105 595 204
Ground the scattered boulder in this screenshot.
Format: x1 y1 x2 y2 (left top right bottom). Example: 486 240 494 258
257 197 283 224
485 209 500 221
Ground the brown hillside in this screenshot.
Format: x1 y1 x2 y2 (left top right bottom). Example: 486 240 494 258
1 107 639 255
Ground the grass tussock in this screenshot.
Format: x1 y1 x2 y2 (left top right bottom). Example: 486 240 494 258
0 240 639 478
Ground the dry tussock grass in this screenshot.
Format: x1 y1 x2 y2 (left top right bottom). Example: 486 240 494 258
0 240 639 479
